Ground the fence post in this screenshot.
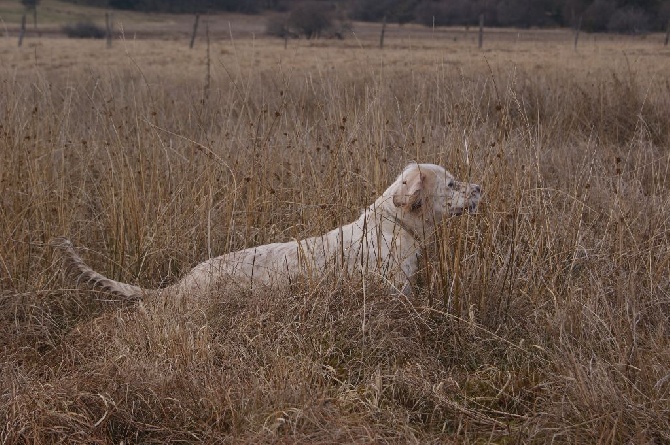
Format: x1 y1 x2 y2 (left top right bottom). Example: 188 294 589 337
379 15 386 49
573 15 582 51
204 20 210 100
33 6 38 36
190 14 200 49
18 14 26 47
105 12 112 48
478 14 484 49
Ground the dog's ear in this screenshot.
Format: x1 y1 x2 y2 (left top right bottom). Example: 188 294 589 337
393 168 425 212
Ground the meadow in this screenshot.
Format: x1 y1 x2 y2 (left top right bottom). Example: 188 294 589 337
1 25 670 443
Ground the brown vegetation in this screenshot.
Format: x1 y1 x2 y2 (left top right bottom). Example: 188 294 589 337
1 34 670 443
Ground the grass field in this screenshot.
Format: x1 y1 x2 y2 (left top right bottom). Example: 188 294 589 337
1 16 670 443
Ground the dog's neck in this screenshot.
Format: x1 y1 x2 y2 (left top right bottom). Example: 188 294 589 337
386 213 425 245
368 197 429 245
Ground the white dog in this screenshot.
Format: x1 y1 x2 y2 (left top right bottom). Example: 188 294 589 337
54 163 481 299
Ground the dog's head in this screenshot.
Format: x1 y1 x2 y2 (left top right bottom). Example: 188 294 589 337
391 163 481 220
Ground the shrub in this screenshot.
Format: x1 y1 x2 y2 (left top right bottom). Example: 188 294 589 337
288 2 333 39
415 0 475 27
582 0 616 32
350 0 399 22
265 14 292 38
267 7 350 40
62 21 106 39
607 7 651 33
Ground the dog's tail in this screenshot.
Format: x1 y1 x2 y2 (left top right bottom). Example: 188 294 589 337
51 237 145 301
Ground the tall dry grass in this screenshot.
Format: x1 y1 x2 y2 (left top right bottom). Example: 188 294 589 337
1 36 670 443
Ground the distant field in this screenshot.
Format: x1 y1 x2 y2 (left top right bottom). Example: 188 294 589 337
1 13 670 444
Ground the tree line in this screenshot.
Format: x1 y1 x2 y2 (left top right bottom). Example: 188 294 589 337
352 0 670 32
57 0 670 33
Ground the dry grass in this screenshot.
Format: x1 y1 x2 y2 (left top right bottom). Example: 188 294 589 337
1 32 670 443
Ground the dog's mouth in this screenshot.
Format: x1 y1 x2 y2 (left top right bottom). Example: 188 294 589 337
449 202 479 216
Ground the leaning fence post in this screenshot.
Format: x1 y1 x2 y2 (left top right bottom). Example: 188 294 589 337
190 14 200 49
204 20 211 100
573 15 582 51
18 14 26 47
32 5 39 36
105 12 112 48
478 14 484 49
379 15 386 49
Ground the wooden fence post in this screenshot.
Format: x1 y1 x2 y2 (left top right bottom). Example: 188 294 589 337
478 14 484 49
18 14 26 47
32 6 38 33
190 14 200 49
574 15 582 51
204 20 210 99
105 12 112 48
379 15 386 49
